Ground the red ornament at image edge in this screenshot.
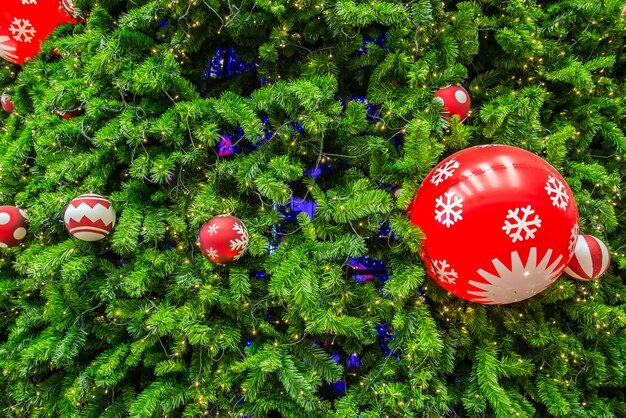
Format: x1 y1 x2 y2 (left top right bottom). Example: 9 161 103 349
434 85 471 121
0 0 76 65
60 0 77 17
408 145 579 304
0 206 28 247
64 194 116 241
1 93 14 114
564 234 610 281
199 215 249 264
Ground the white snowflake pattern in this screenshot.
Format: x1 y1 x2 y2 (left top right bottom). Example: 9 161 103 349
468 247 564 304
430 259 458 285
9 18 37 43
502 205 542 243
0 36 19 64
434 190 463 228
206 224 219 235
430 159 460 186
230 222 249 260
545 176 569 210
21 0 37 4
205 248 218 258
569 223 579 254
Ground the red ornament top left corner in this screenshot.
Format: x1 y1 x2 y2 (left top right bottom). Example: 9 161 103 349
0 0 78 66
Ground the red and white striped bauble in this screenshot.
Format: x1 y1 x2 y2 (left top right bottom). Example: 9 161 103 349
564 234 610 281
60 0 79 18
64 194 116 241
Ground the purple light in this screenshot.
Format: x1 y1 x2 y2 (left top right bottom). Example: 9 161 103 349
290 197 317 219
346 353 360 369
218 134 234 156
330 380 345 392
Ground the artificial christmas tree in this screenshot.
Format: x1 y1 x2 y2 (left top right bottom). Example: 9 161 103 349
1 0 626 417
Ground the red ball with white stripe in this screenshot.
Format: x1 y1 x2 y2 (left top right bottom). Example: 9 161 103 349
60 0 76 17
199 215 249 264
0 206 28 247
64 194 116 241
1 93 14 114
434 85 471 121
564 234 610 281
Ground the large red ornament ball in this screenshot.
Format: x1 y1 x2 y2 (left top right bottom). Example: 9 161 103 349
434 85 471 121
0 206 28 248
0 0 76 65
199 215 249 264
64 194 116 241
1 93 14 114
564 234 610 281
408 145 579 304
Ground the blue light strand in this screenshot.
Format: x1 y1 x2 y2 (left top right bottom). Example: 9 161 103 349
205 47 253 80
355 34 388 56
348 256 389 282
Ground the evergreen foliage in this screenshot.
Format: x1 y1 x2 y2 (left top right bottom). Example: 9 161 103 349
1 0 626 416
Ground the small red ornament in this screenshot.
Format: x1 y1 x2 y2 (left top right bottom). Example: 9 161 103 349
56 107 84 119
64 194 116 241
0 0 76 65
434 85 471 121
60 0 76 17
0 206 28 247
564 234 610 281
1 93 14 114
199 215 249 264
409 145 579 304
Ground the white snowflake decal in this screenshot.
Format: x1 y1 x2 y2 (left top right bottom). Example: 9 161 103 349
430 159 460 186
230 222 249 260
206 224 219 235
434 190 463 228
205 248 218 258
430 259 458 285
569 223 579 254
0 36 19 64
21 0 37 4
9 18 36 43
468 247 564 304
545 176 569 210
502 205 542 243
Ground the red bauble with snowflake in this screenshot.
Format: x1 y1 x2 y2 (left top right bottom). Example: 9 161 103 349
199 215 249 264
1 93 14 114
434 85 471 121
64 194 116 241
408 145 579 304
0 0 76 65
564 234 610 281
0 206 28 248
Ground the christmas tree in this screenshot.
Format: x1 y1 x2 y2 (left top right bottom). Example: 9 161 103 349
1 0 626 416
